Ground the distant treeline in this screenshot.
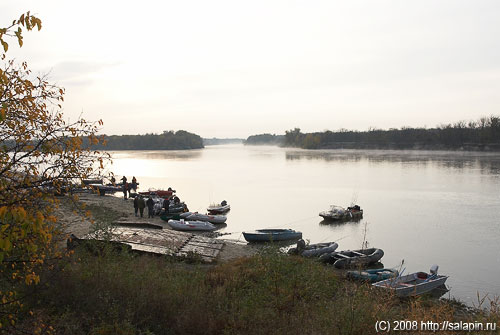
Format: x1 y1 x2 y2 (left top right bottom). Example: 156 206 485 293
246 115 500 151
91 130 204 150
203 138 244 145
244 134 284 145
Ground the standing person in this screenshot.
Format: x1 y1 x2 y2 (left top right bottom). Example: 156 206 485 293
121 176 128 199
110 175 116 185
133 196 139 217
146 197 154 218
131 176 138 192
162 197 170 214
138 196 146 218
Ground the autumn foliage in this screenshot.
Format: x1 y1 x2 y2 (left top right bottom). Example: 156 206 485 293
0 12 108 331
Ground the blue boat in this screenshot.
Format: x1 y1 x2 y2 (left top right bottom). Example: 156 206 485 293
242 229 302 242
347 268 399 283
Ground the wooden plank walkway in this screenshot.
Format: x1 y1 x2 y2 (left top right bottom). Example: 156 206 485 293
80 225 224 263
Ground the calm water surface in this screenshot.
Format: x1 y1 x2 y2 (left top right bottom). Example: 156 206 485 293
109 144 500 306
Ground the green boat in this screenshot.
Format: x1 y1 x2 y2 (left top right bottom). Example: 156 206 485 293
160 213 182 221
347 268 398 283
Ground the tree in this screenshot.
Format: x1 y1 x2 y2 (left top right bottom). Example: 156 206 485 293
0 12 108 330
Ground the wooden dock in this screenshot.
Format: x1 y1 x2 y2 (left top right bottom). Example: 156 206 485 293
78 224 224 263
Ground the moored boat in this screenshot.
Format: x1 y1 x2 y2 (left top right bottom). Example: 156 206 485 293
288 239 339 257
160 213 183 221
319 204 363 221
242 229 302 242
372 265 448 297
139 188 174 198
180 212 227 224
347 268 399 283
319 248 384 268
167 219 216 232
207 200 230 214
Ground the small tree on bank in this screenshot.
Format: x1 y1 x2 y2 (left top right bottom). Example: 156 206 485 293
0 13 108 331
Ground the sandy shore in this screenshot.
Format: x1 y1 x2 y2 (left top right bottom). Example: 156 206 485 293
55 192 257 262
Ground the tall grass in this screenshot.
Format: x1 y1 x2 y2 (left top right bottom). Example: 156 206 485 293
13 246 500 335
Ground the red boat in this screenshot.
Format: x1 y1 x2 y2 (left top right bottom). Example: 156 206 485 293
139 189 175 198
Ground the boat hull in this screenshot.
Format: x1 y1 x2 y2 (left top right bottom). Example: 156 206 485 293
207 204 230 214
373 273 449 297
347 268 398 283
243 229 302 242
319 248 384 268
167 219 216 232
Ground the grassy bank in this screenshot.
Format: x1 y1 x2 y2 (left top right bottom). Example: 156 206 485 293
13 243 497 335
7 199 497 334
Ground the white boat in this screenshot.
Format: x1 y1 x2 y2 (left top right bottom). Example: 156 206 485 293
207 200 230 214
180 212 227 224
167 219 216 232
372 265 448 297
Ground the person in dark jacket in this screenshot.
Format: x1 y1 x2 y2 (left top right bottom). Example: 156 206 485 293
138 196 146 217
133 196 139 216
131 176 138 192
146 197 154 218
121 176 128 199
163 197 170 213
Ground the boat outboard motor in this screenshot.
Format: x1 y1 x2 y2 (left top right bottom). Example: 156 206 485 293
430 264 439 275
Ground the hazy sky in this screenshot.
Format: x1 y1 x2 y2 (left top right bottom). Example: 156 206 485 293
2 1 500 138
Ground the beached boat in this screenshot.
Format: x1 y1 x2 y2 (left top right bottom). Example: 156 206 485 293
207 201 230 214
319 205 363 221
372 265 448 297
242 229 302 242
160 212 183 221
288 239 339 257
167 219 216 232
179 212 227 224
139 189 174 198
319 248 384 268
347 268 399 283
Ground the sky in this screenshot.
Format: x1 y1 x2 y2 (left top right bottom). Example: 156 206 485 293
1 1 500 138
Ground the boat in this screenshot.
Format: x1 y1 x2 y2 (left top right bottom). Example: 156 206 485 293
347 268 399 283
139 188 174 198
319 248 384 268
242 229 302 242
372 265 448 297
288 239 339 257
167 219 216 232
319 205 363 221
159 212 183 221
207 200 230 214
179 212 227 224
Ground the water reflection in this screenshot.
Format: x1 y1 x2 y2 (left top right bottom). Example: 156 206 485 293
319 218 362 226
109 150 202 160
285 149 500 174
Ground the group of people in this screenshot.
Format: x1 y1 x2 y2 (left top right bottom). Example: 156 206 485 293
120 176 138 199
133 195 155 218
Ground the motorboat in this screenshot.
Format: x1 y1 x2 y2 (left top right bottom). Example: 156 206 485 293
207 200 230 214
372 265 448 297
319 204 363 221
242 229 302 242
167 219 216 232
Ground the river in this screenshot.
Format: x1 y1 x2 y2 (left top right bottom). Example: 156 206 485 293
108 144 500 307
